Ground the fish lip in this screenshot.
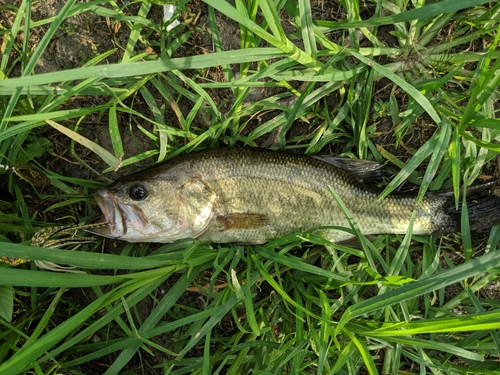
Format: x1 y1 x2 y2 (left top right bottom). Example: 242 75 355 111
92 188 150 239
92 188 125 238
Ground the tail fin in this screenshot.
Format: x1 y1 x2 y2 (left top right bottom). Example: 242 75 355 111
436 181 500 234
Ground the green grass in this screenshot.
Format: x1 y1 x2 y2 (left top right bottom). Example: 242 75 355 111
1 0 500 374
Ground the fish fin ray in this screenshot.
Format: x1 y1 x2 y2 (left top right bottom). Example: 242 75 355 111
314 156 388 183
434 180 500 233
217 213 270 231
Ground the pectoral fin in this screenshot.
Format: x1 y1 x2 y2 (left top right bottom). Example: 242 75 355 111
217 213 270 231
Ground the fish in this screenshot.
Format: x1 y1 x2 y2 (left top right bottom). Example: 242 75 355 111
90 147 500 244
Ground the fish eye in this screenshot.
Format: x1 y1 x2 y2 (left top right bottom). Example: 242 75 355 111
129 183 148 201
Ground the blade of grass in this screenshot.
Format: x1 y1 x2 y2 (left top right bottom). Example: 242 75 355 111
177 294 241 358
298 0 317 58
0 286 14 323
0 0 77 132
0 267 128 289
378 133 438 200
0 0 27 75
335 249 500 334
0 241 196 270
102 269 201 375
121 3 151 62
350 51 441 125
343 329 379 375
458 25 500 134
0 49 286 88
415 116 452 202
316 0 492 30
108 104 124 161
0 275 167 374
46 119 121 171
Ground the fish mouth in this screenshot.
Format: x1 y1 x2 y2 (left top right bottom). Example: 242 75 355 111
91 188 149 239
91 188 126 238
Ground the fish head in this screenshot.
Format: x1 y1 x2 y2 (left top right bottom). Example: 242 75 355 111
92 170 218 243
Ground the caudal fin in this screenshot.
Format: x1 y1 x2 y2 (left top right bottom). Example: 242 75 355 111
437 181 500 234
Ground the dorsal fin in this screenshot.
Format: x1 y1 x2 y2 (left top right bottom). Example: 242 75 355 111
314 156 387 183
435 180 500 233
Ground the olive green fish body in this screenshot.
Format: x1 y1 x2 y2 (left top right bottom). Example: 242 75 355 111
92 148 498 244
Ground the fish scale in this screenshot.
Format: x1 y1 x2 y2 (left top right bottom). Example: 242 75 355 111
90 148 500 244
189 149 438 243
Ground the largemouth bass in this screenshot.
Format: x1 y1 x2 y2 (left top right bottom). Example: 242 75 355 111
91 148 500 244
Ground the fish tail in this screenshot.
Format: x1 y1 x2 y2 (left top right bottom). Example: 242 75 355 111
434 181 500 234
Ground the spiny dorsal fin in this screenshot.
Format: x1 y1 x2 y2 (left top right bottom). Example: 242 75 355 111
314 156 387 183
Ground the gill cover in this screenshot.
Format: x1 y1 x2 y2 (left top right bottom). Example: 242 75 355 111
176 177 218 239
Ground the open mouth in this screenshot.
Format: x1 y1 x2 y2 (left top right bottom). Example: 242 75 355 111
90 188 126 238
90 187 150 240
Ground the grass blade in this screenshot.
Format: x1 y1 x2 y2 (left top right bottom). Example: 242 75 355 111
350 51 441 125
336 250 500 334
46 119 121 171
